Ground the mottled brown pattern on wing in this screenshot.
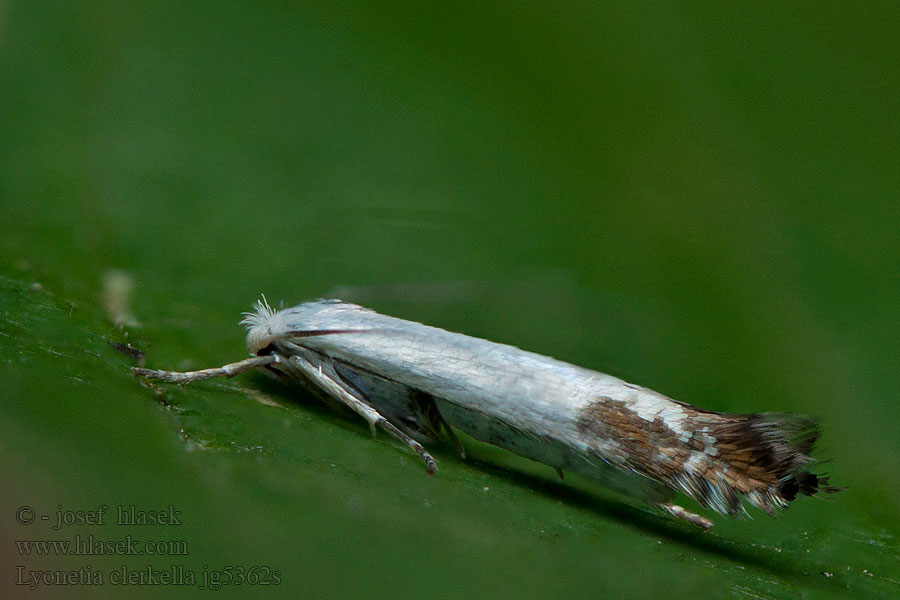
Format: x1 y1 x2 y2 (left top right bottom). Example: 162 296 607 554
577 397 828 516
576 397 690 482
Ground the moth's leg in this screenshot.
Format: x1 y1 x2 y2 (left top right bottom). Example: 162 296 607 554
658 503 713 530
290 354 437 475
333 363 442 445
374 419 438 476
437 413 466 459
132 355 277 383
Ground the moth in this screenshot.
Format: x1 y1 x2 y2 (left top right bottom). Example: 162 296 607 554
133 298 839 529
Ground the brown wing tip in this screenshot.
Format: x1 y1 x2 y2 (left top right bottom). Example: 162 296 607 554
707 412 840 514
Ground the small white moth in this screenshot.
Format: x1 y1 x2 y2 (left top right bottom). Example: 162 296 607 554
133 297 838 529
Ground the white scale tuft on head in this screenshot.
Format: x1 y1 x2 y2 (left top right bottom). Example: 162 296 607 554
240 295 276 331
241 295 320 354
241 295 286 354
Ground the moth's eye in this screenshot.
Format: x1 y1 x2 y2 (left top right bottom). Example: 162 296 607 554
255 344 276 356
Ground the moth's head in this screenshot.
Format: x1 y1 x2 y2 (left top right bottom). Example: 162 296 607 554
241 295 280 354
241 296 366 355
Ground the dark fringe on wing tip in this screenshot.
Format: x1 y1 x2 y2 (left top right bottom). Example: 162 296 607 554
703 412 839 515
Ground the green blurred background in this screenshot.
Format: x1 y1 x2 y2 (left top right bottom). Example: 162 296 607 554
2 2 898 598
